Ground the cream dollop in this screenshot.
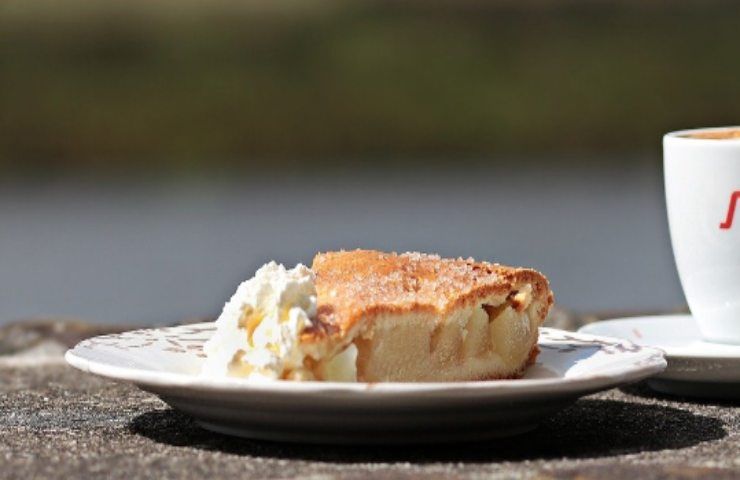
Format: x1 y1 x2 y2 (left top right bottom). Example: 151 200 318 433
201 262 318 381
202 262 357 382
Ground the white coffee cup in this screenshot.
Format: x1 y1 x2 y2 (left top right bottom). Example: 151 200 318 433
664 127 740 344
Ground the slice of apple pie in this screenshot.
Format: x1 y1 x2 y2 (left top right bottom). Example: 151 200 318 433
202 250 553 382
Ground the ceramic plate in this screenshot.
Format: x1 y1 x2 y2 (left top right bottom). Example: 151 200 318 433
66 324 665 444
579 315 740 399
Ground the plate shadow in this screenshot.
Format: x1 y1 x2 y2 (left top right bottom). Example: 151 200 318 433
128 398 726 463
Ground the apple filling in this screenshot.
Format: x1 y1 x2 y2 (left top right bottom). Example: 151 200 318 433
341 285 539 382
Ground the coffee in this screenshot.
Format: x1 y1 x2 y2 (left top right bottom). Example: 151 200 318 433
683 128 740 140
664 127 740 344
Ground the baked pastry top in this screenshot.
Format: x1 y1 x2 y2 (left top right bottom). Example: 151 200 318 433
305 250 552 343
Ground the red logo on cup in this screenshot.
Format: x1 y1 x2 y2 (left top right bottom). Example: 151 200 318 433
720 191 740 230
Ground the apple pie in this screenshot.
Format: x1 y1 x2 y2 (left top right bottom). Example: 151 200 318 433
202 249 553 382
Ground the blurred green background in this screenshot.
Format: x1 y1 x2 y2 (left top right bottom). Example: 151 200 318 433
1 0 738 324
2 0 739 175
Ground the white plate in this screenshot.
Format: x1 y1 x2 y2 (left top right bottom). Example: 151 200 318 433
579 315 740 399
66 324 665 444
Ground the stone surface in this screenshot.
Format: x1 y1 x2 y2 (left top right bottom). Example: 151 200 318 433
1 317 738 479
2 364 739 479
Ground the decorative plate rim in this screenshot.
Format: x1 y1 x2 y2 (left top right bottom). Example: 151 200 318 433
65 324 666 396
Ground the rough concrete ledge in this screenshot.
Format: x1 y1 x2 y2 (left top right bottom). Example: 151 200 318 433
1 317 737 479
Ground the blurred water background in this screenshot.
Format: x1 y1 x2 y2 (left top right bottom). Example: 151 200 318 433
2 0 738 325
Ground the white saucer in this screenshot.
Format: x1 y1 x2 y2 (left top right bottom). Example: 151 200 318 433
579 315 740 399
66 323 665 444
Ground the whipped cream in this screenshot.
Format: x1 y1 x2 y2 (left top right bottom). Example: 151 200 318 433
202 262 317 381
201 262 357 382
